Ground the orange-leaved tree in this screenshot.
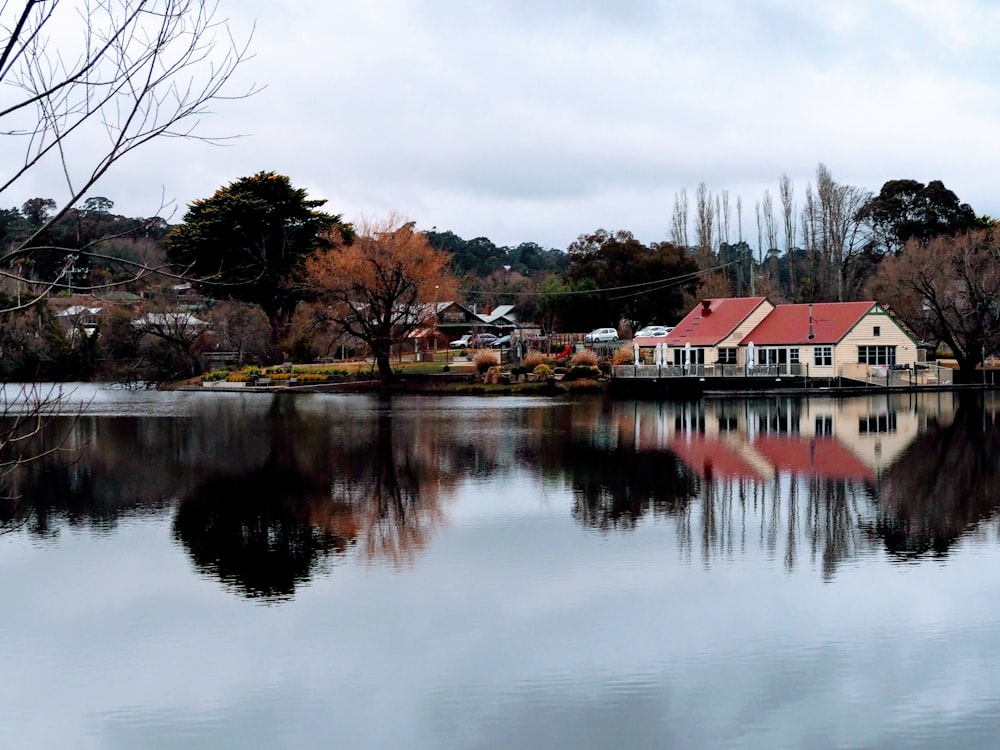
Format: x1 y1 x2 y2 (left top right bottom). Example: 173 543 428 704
301 214 459 382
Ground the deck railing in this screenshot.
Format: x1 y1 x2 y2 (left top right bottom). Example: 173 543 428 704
611 360 966 387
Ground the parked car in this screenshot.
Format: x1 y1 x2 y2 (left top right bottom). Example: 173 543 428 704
449 334 472 349
634 325 672 338
469 333 499 348
491 334 511 349
584 327 619 343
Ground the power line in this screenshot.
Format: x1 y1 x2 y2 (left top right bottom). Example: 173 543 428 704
455 258 742 298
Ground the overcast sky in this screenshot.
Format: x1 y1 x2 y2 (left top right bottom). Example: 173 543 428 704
8 0 1000 250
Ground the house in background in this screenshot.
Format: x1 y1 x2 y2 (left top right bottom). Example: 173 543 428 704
663 297 773 367
427 301 521 340
55 305 103 338
738 301 919 377
478 304 517 331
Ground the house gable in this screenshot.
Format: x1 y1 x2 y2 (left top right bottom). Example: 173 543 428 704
665 297 772 348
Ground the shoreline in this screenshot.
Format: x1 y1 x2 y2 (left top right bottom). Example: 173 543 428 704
171 374 1000 399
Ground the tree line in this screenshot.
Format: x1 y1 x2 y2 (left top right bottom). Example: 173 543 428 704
4 164 997 383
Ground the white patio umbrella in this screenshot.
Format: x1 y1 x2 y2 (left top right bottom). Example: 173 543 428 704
663 343 669 368
746 341 755 371
633 342 640 366
684 341 691 372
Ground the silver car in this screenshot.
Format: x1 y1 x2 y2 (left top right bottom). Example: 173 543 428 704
584 327 619 343
634 326 672 338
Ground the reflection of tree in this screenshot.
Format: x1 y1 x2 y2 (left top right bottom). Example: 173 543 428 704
172 464 355 602
333 411 447 566
0 415 185 537
871 394 1000 558
566 443 697 531
171 398 452 598
805 477 870 581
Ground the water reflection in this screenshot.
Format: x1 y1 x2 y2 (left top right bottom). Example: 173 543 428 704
3 391 1000 595
584 393 997 578
873 392 1000 558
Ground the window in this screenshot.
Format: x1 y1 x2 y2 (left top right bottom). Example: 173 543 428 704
717 348 737 365
858 345 896 365
789 348 800 365
718 415 739 432
859 412 897 433
814 346 833 367
674 411 706 433
815 415 833 436
672 348 705 366
873 326 881 337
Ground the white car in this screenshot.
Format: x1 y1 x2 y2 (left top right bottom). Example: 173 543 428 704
634 326 672 338
449 334 472 349
584 327 619 343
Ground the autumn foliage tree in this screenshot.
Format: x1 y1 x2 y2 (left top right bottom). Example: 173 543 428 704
867 229 1000 382
300 214 459 382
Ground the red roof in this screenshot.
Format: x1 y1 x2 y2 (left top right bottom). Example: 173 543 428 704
739 301 875 346
751 435 875 482
665 297 769 347
668 435 766 481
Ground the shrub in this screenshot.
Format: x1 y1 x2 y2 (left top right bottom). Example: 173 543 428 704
533 363 554 380
294 372 330 383
227 371 250 382
202 369 231 382
610 345 636 365
474 352 500 373
570 349 599 367
524 351 551 370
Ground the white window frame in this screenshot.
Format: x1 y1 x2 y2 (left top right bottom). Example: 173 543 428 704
814 346 833 367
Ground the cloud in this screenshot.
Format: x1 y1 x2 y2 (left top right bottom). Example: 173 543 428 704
4 0 1000 248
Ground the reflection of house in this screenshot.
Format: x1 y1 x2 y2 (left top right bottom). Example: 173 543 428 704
739 301 918 377
663 297 773 367
615 397 930 482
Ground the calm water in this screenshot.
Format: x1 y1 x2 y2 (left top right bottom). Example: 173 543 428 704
2 386 1000 749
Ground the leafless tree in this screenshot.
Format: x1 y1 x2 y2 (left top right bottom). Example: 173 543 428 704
694 182 714 269
754 199 763 295
867 229 1000 381
762 188 778 284
801 164 871 301
0 381 89 511
717 190 731 249
670 188 688 249
0 0 256 308
208 301 273 365
779 174 796 298
0 1 254 486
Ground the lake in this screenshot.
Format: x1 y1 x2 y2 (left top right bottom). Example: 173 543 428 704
2 386 1000 749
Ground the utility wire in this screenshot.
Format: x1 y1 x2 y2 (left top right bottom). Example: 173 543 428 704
456 258 743 298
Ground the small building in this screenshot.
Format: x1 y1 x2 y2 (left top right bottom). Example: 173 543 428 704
738 301 918 377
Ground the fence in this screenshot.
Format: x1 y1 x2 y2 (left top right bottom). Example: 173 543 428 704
610 360 981 388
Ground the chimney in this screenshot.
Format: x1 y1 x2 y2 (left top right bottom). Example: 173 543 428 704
701 300 712 316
